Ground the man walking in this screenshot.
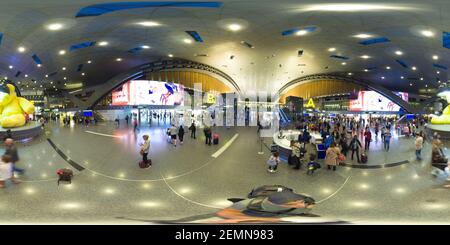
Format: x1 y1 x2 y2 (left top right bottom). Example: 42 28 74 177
415 133 423 160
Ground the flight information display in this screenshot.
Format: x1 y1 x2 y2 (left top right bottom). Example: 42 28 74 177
112 80 184 106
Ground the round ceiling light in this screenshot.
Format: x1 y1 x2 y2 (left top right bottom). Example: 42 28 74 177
421 30 434 37
183 38 192 44
116 58 122 61
353 33 372 39
328 47 336 52
227 24 242 32
360 55 370 59
98 41 109 46
47 23 63 31
395 50 403 55
17 46 26 53
168 54 174 58
137 21 160 27
59 50 66 55
141 45 150 49
432 55 439 60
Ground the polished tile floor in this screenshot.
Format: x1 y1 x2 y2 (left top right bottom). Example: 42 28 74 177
0 121 449 224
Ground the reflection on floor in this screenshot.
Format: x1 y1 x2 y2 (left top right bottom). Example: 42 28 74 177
0 121 449 224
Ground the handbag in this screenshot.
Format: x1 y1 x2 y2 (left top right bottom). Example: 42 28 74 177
140 149 144 155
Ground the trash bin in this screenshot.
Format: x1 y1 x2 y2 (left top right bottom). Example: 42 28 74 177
316 144 326 159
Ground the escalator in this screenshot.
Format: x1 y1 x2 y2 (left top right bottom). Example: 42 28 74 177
278 108 291 127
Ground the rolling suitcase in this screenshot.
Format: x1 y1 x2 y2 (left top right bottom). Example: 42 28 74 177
213 134 219 145
360 153 368 163
57 168 73 185
139 159 152 168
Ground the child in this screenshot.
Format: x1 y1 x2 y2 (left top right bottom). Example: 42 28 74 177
0 155 19 188
267 151 280 173
307 154 321 175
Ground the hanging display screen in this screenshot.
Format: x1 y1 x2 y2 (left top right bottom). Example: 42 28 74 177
112 80 184 106
349 91 408 112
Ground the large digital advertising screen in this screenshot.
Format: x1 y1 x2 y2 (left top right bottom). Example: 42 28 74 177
112 80 184 106
349 91 408 112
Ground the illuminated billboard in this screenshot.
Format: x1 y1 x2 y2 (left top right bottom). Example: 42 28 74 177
112 80 184 106
349 91 407 112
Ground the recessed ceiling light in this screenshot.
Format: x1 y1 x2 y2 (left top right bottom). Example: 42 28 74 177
438 80 441 83
328 47 336 52
116 58 122 61
24 74 28 77
432 55 439 60
37 64 42 67
98 41 109 46
50 81 53 84
437 71 440 74
411 66 417 70
47 23 63 31
137 21 160 27
87 60 92 64
395 50 403 55
364 69 369 72
8 65 13 69
361 55 370 59
410 83 412 86
425 84 428 87
381 76 385 79
63 77 67 80
168 54 174 57
348 72 353 75
353 33 372 39
62 67 66 70
302 4 414 12
183 38 192 44
141 45 150 49
400 76 404 79
59 50 66 55
3 77 7 80
81 73 85 76
228 24 242 31
341 62 347 65
45 75 48 78
386 66 391 69
420 77 424 80
421 30 434 37
295 30 308 36
17 46 26 53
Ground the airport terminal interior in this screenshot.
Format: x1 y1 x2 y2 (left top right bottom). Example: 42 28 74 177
1 0 450 224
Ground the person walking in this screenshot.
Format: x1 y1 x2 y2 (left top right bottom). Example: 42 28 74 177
363 127 372 151
4 138 24 175
125 115 129 125
204 126 212 145
350 135 362 163
383 128 392 152
325 142 340 171
415 133 424 161
139 135 151 168
169 124 178 147
178 125 185 144
189 122 196 139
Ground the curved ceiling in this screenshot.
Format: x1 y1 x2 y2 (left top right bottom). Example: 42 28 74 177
0 0 449 96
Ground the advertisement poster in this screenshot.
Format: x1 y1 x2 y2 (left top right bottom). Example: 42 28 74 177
349 91 404 112
112 80 184 106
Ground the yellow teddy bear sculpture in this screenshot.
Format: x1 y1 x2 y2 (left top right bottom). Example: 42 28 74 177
431 90 450 125
0 84 35 128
